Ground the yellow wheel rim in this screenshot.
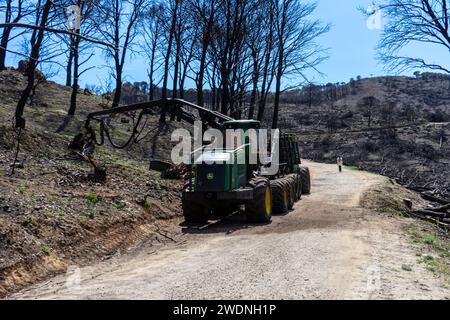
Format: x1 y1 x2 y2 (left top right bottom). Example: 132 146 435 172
265 188 271 216
284 190 288 206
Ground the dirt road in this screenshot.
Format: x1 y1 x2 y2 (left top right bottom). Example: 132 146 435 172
10 162 450 300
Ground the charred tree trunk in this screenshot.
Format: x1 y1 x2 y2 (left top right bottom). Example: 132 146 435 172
196 3 215 107
0 0 24 70
161 1 178 99
111 50 123 108
0 27 12 70
272 0 287 130
179 66 187 100
248 53 259 119
148 72 154 101
220 60 229 115
160 0 179 122
257 8 274 122
272 46 283 129
15 0 52 128
66 35 74 87
68 32 80 116
172 35 180 99
148 40 157 101
197 46 208 107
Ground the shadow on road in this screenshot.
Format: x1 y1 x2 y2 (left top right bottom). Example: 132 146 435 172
180 211 274 235
179 209 296 235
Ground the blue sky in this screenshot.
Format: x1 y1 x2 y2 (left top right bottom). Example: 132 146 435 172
307 0 384 84
5 0 450 88
306 0 449 84
88 0 387 87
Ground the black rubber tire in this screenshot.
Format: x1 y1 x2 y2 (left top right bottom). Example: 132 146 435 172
246 177 272 223
287 174 301 202
271 179 289 215
295 174 302 200
286 174 301 202
182 198 208 223
300 167 311 194
285 178 295 210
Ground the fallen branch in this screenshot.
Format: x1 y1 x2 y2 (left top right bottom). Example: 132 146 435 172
426 204 450 214
74 151 106 183
408 211 450 231
414 210 446 219
421 192 450 205
407 186 432 193
155 226 177 242
0 23 116 49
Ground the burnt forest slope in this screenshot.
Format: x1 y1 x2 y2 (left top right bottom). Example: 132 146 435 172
274 73 450 196
0 68 183 297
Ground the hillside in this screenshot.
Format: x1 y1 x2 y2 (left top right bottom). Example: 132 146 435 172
2 68 450 298
10 161 450 299
0 69 183 297
275 74 450 196
117 73 450 197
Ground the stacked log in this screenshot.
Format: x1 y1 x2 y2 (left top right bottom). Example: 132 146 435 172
161 164 192 180
412 192 450 227
149 160 192 180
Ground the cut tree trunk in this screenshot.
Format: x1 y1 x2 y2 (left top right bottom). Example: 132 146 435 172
421 192 450 205
414 210 446 219
426 204 450 213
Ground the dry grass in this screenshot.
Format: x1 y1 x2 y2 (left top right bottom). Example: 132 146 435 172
361 179 427 216
362 179 450 286
0 69 184 297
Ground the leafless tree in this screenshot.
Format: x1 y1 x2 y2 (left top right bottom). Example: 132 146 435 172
178 31 196 99
96 0 146 108
0 0 114 128
380 101 397 127
271 0 329 129
161 0 179 101
373 0 450 73
0 0 32 70
189 0 217 107
245 0 267 119
257 0 276 122
172 0 196 99
140 3 164 101
159 0 179 123
209 0 251 117
13 0 53 128
62 0 101 116
358 96 379 128
176 4 197 99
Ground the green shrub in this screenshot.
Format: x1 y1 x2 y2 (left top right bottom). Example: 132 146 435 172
402 264 413 272
85 193 99 204
23 214 33 224
42 245 52 256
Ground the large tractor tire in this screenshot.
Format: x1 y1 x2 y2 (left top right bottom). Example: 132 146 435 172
271 179 289 215
287 174 301 202
246 177 272 223
182 198 208 223
285 179 295 210
294 174 302 200
300 167 311 195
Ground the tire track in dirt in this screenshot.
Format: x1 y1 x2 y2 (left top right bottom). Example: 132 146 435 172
9 161 450 300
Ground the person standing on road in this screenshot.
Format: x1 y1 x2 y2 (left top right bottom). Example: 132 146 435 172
337 156 343 172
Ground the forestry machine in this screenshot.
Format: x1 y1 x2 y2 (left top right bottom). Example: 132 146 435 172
71 98 311 224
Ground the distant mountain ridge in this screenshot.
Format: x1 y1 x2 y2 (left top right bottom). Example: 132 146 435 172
274 74 450 196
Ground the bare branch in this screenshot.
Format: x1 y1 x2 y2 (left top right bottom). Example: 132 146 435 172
0 22 116 49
